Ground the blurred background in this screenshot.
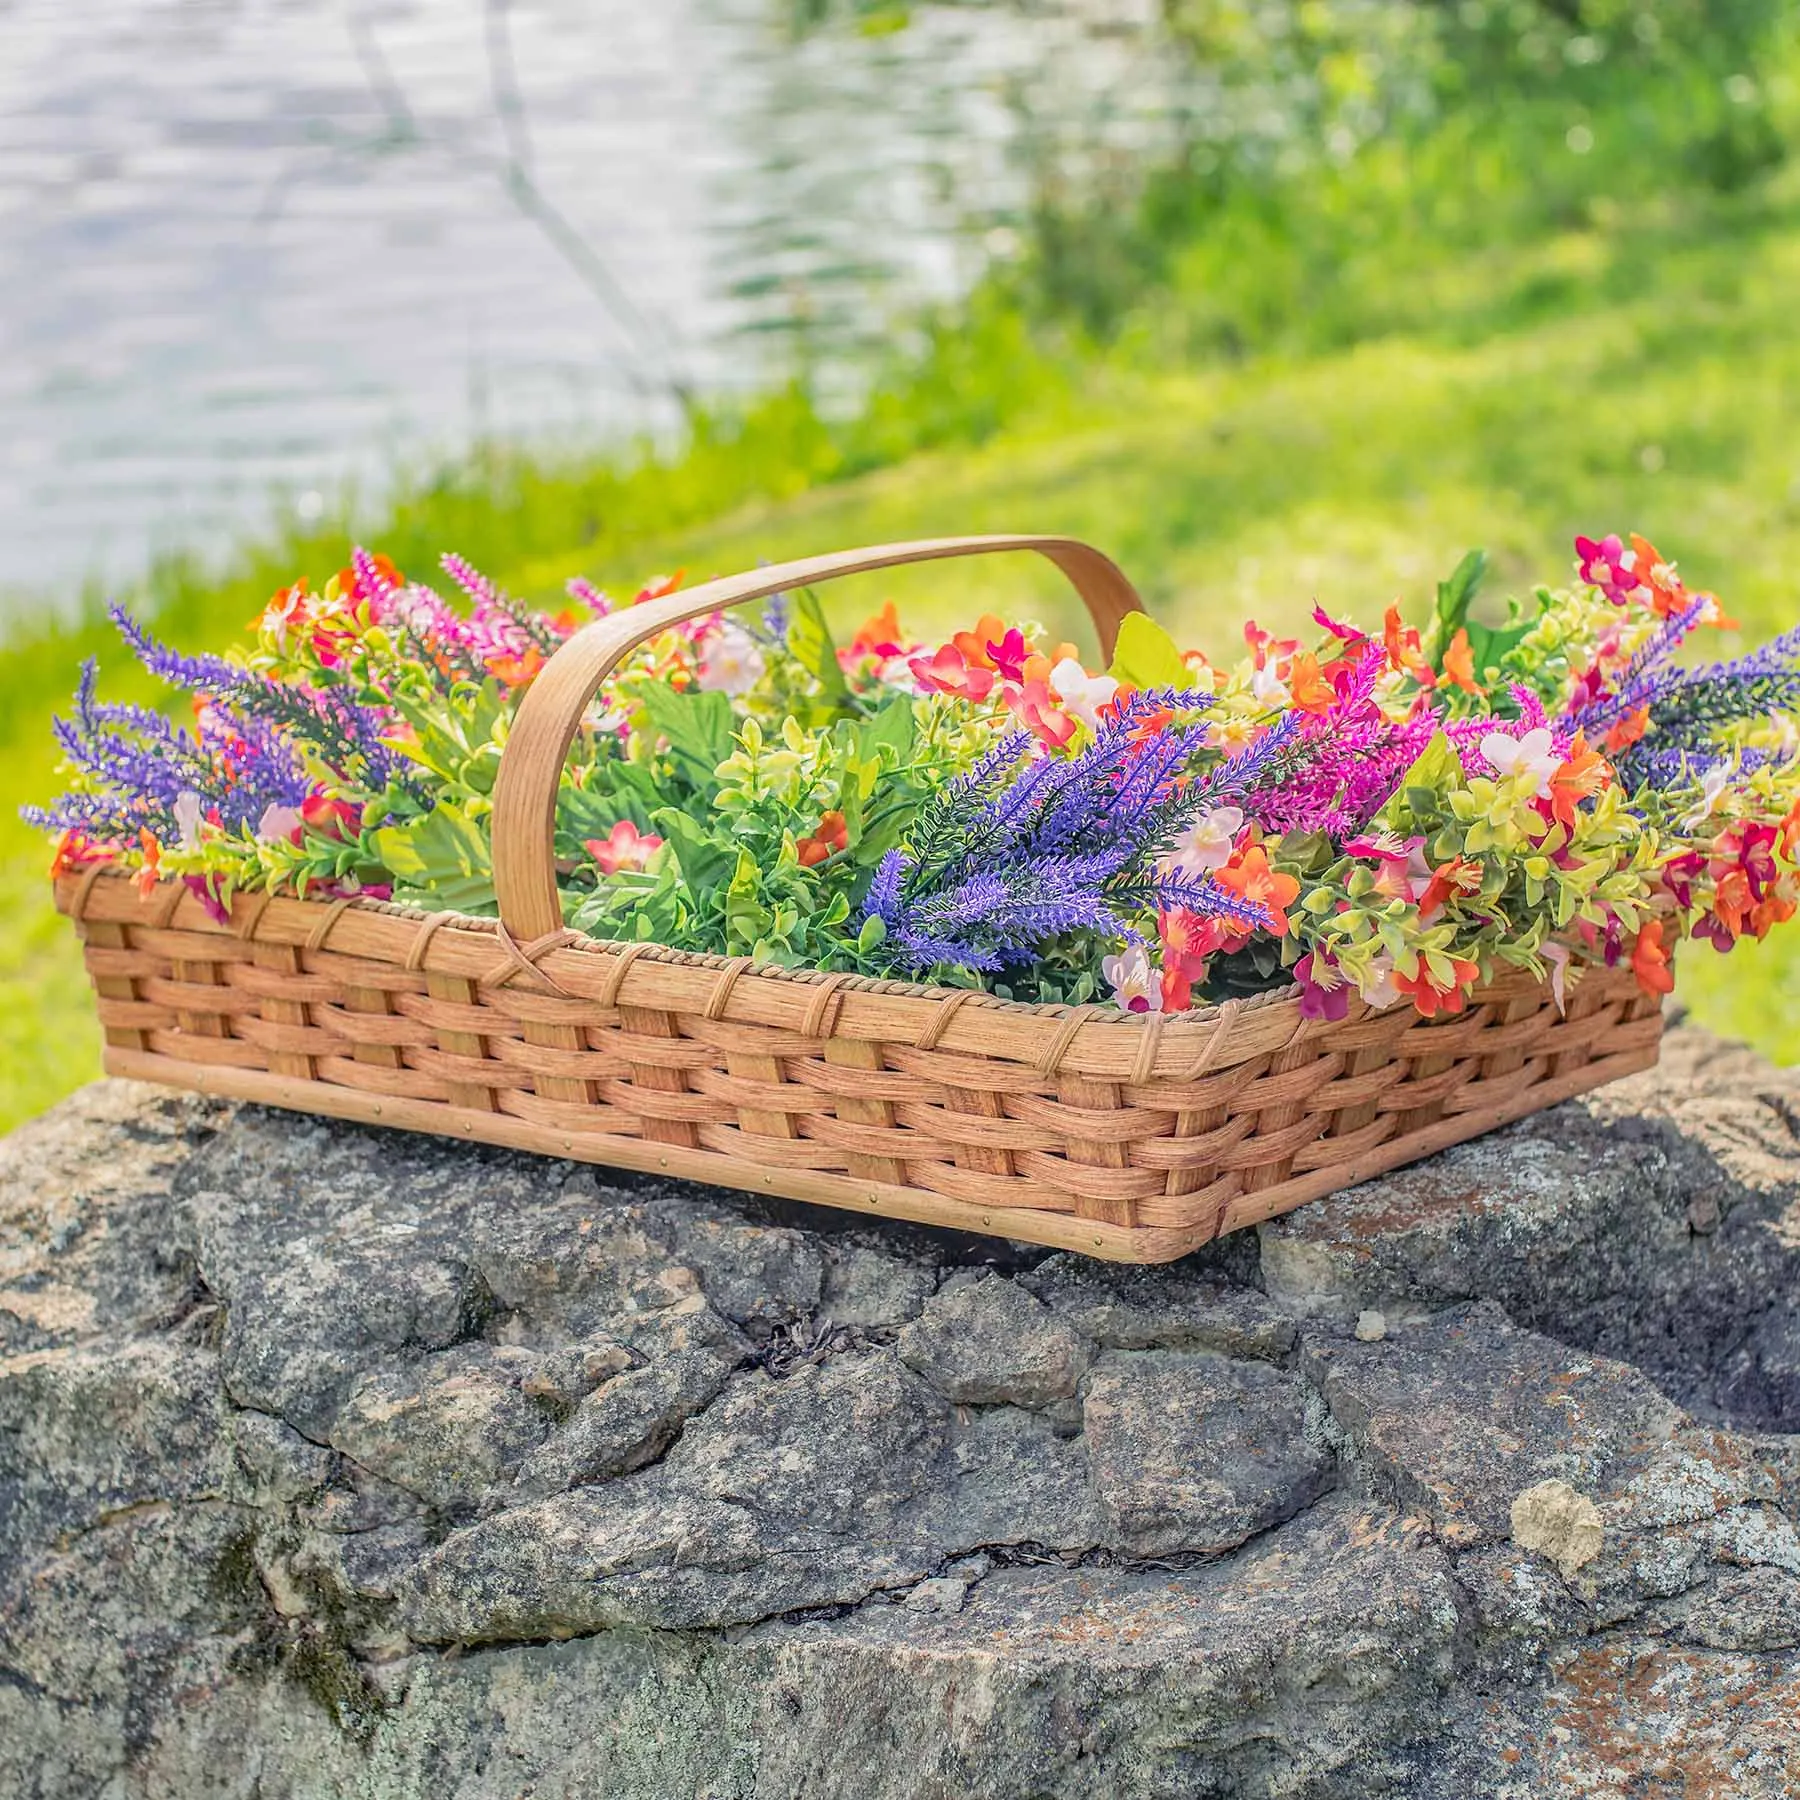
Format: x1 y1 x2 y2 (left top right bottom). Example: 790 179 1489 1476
3 0 1798 1127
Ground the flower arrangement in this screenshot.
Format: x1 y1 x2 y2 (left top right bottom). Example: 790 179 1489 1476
33 532 1800 1028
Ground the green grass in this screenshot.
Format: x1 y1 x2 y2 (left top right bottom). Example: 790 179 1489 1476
6 120 1800 1129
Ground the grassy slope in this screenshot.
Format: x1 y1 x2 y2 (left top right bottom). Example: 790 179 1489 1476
5 188 1799 1129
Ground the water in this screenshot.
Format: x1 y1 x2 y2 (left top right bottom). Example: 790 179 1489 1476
0 0 1177 612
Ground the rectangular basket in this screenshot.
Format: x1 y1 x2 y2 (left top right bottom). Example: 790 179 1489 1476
50 535 1668 1263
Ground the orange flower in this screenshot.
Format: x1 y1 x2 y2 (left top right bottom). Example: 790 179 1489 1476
1383 605 1435 686
795 810 850 868
50 830 111 879
1441 628 1481 695
488 646 546 688
1780 798 1800 862
1287 651 1338 714
1215 844 1302 937
584 819 663 875
135 829 163 899
1601 707 1650 755
1630 919 1675 996
1417 855 1481 922
1545 732 1610 832
632 572 685 605
1392 954 1481 1018
951 613 1009 670
850 601 905 658
1006 677 1078 749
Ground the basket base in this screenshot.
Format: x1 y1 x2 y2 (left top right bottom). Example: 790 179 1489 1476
104 1042 1661 1264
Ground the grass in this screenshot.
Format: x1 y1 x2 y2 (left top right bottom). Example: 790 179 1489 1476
6 79 1800 1129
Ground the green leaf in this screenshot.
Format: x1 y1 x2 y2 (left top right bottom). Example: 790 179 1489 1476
1432 548 1488 648
787 585 853 709
372 803 495 915
651 807 737 900
854 695 916 768
1108 612 1197 691
638 685 736 792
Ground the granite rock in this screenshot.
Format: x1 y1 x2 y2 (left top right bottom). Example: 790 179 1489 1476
2 1025 1798 1797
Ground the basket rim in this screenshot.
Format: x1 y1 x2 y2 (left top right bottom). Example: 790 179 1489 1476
55 868 1601 1044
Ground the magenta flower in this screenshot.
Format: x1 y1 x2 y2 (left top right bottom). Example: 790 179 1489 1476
1294 950 1351 1021
984 628 1032 682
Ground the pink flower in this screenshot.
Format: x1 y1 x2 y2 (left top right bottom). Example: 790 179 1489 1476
909 644 996 702
1007 677 1078 749
984 628 1032 682
584 819 663 875
1575 533 1634 602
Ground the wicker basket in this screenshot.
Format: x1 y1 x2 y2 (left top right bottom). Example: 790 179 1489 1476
51 535 1667 1263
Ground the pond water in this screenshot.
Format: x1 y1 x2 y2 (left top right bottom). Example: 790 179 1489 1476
0 0 1176 612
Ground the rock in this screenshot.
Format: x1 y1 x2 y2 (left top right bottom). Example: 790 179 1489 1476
1355 1308 1388 1342
1510 1478 1605 1580
4 1024 1800 1796
895 1272 1088 1406
1083 1350 1333 1557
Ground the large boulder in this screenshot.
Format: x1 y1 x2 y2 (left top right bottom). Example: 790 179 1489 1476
1 1024 1797 1798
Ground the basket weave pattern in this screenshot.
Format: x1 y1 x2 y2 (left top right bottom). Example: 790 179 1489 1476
50 536 1667 1262
57 872 1663 1263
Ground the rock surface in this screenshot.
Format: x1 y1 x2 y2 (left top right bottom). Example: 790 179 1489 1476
2 1023 1798 1798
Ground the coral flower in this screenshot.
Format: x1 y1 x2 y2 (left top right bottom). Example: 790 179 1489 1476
632 572 685 605
1417 855 1481 921
850 601 906 659
909 644 996 702
488 647 546 688
1545 733 1610 831
1007 677 1078 749
134 829 163 898
1392 954 1481 1018
301 794 364 841
1601 707 1650 755
1630 919 1675 996
796 809 850 868
1287 651 1338 714
1215 844 1301 936
584 819 663 875
1441 628 1481 695
951 613 1009 670
1382 605 1435 686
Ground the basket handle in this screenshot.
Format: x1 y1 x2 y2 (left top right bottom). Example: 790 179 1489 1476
491 534 1146 939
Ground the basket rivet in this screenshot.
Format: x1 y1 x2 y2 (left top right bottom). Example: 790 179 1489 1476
1093 1237 1105 1248
372 1104 382 1116
563 1139 573 1151
462 1120 474 1133
658 1157 669 1169
981 1213 992 1226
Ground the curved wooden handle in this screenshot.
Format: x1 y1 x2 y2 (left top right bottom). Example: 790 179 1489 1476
491 534 1146 939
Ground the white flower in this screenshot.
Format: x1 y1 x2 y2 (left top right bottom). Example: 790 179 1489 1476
256 804 303 843
1251 662 1291 706
1048 657 1119 729
1679 761 1733 831
1165 805 1244 877
173 790 205 850
1102 943 1162 1015
1479 726 1560 798
697 621 766 696
1358 953 1402 1011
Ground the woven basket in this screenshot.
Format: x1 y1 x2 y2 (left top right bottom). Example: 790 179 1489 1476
52 535 1667 1263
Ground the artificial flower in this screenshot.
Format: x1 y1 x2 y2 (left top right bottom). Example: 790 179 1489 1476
1165 805 1245 877
585 819 663 875
1480 727 1561 799
1630 919 1675 996
697 621 767 696
1102 943 1162 1014
1048 657 1120 729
